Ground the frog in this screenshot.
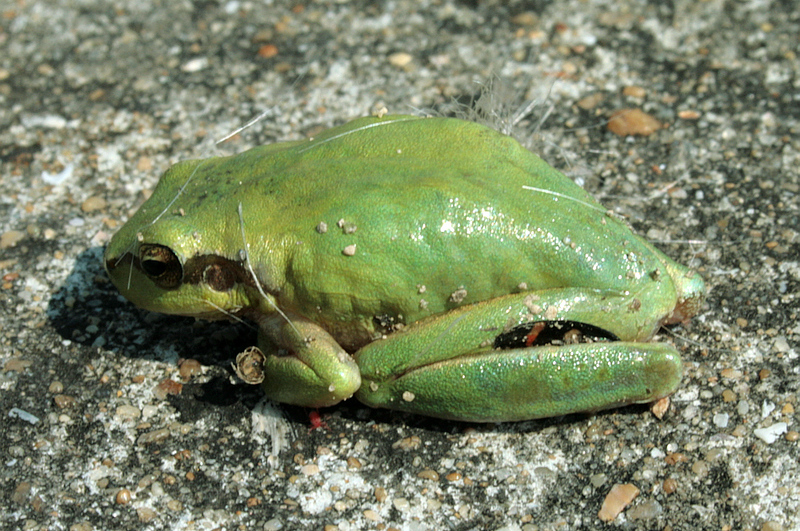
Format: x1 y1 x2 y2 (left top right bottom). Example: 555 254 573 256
104 114 705 422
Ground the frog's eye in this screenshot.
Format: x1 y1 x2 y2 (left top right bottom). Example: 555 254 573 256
139 244 182 289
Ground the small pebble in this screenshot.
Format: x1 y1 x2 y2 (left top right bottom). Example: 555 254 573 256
115 488 132 505
392 435 421 450
388 52 412 67
417 469 439 481
393 498 410 512
622 85 646 98
301 464 320 476
1 230 26 249
178 358 202 381
166 499 183 511
137 508 157 523
626 499 661 521
115 405 141 421
754 422 788 444
4 358 32 372
54 395 77 409
692 460 709 477
510 12 538 26
607 109 662 136
81 196 107 213
136 428 171 446
598 483 639 522
257 44 279 58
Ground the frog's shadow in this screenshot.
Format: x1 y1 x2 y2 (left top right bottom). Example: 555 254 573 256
48 246 261 407
49 247 656 434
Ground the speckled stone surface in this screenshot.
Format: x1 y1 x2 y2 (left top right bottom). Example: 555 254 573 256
1 1 798 530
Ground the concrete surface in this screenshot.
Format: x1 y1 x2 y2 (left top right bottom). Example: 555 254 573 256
1 1 798 530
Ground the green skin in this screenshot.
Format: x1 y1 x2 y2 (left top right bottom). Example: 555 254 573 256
105 115 705 422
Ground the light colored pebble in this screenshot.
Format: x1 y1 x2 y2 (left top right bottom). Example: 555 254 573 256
115 405 141 421
137 507 157 522
417 469 439 481
692 460 709 477
54 395 77 409
622 85 646 98
388 52 412 67
626 499 661 520
754 422 788 444
607 108 662 136
166 499 183 511
136 428 171 446
301 464 320 476
1 230 26 249
393 497 410 512
178 358 202 381
598 483 639 522
115 488 132 505
81 196 107 212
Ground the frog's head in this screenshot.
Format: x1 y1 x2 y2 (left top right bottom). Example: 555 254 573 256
104 160 280 321
104 222 260 321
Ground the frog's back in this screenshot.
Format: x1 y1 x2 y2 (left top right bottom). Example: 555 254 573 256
229 116 683 337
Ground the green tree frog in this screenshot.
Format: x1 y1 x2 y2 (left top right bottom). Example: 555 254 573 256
105 115 705 422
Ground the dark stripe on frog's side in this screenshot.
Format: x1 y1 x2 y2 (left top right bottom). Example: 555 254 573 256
110 251 256 292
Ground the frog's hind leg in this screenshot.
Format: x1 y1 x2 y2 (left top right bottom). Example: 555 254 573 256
356 340 681 422
353 287 683 422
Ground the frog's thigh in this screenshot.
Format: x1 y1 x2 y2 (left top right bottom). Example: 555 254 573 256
356 342 681 422
255 316 361 408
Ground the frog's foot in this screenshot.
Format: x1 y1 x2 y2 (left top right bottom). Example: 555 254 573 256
356 340 682 422
248 315 361 408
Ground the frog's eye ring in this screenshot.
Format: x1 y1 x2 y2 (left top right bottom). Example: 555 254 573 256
139 244 183 289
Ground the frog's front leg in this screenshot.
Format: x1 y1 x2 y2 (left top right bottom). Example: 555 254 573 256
355 288 683 422
246 314 361 408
